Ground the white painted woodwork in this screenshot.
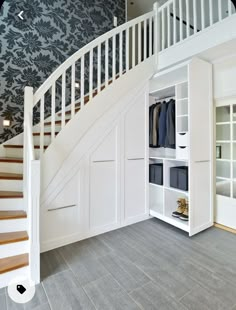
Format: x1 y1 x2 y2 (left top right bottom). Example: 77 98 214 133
149 58 213 236
0 241 29 259
0 267 29 290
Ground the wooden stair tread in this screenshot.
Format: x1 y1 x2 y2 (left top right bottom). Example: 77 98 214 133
4 145 48 150
0 157 23 163
58 107 80 117
0 210 26 219
0 231 28 245
0 254 29 274
44 119 69 126
0 191 23 199
33 132 59 136
0 172 23 180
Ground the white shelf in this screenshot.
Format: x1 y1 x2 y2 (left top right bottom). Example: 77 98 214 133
177 114 188 118
149 156 188 162
165 186 189 195
150 209 189 232
216 176 230 181
216 140 231 143
176 97 188 101
216 159 231 162
216 122 231 125
149 183 163 189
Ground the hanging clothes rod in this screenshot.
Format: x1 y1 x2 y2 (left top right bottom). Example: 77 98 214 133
155 96 175 102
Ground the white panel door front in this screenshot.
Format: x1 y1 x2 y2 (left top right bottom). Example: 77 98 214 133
124 159 146 221
90 161 119 231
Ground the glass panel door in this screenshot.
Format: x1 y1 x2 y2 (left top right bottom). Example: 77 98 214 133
216 105 231 197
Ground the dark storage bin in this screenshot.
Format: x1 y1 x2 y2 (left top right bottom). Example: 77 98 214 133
170 166 188 191
149 164 163 185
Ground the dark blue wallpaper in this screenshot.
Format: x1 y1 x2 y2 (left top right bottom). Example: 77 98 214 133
0 0 125 143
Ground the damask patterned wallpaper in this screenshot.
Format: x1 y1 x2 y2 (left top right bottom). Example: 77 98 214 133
0 0 125 143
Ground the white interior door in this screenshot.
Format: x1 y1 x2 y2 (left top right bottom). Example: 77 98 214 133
215 99 236 229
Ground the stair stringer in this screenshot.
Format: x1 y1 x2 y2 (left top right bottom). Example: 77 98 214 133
40 57 154 252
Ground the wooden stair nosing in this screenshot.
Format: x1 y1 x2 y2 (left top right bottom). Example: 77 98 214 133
44 119 70 126
0 254 29 274
0 210 26 220
0 157 23 164
33 132 59 136
0 191 23 199
4 145 48 150
0 231 28 245
0 173 23 180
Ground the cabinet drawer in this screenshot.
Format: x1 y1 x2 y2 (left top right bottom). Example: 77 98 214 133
176 146 189 160
176 132 189 147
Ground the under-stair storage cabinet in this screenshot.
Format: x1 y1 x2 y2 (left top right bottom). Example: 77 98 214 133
149 58 213 236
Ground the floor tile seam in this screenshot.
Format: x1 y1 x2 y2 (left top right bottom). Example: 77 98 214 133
41 267 71 281
41 282 53 310
79 281 100 310
127 280 153 296
82 273 139 309
187 235 236 262
128 292 145 310
98 252 153 286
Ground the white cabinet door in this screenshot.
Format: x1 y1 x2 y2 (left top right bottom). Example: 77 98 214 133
124 159 146 222
125 97 146 159
90 161 119 232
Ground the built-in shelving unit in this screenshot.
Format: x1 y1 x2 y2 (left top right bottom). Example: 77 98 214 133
148 58 213 236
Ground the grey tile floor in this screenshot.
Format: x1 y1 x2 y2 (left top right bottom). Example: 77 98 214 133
2 218 236 309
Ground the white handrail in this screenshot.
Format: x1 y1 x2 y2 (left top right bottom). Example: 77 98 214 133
33 11 155 106
158 0 236 51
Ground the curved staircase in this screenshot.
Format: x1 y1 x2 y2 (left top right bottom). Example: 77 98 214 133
1 0 236 290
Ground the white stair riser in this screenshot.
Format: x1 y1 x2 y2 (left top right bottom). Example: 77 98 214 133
0 241 28 259
0 163 23 174
0 266 29 289
5 149 41 159
0 198 23 210
0 180 22 192
33 135 51 146
0 219 27 233
34 124 61 133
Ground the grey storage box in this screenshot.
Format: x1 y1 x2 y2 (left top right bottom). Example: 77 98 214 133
170 166 188 191
149 164 163 185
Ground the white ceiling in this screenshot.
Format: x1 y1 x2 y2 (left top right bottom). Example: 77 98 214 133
127 0 168 19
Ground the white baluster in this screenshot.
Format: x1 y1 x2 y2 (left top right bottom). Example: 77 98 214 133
153 2 159 67
149 16 153 55
105 39 109 87
61 72 66 128
201 0 205 29
80 55 85 108
51 83 56 140
167 5 171 47
89 49 93 101
209 0 213 26
179 0 183 40
144 19 147 60
173 0 177 44
112 35 116 81
126 28 130 72
186 0 190 37
132 24 136 68
218 0 222 21
228 0 232 16
40 96 44 156
193 0 197 33
138 22 142 64
120 31 123 75
71 63 75 117
161 9 165 50
97 44 101 93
